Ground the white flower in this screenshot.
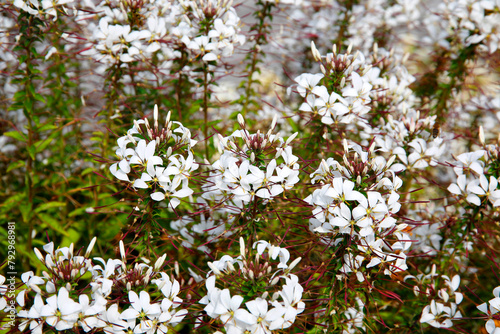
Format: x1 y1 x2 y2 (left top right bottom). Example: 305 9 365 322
18 293 45 334
342 72 372 105
254 241 290 269
420 300 462 328
453 150 485 176
40 287 82 330
41 0 73 20
478 286 500 334
186 36 217 61
78 294 107 331
121 291 161 333
129 140 163 177
293 73 324 97
101 304 134 334
243 298 277 334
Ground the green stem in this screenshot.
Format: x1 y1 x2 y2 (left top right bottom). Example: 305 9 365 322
23 15 36 253
203 65 209 159
240 1 273 116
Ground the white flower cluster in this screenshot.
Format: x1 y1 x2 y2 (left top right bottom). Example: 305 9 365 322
203 115 300 208
373 109 447 171
110 105 199 208
347 0 421 54
440 0 500 54
16 239 187 334
81 0 244 66
294 46 373 127
295 43 449 173
306 141 411 281
478 286 500 334
293 43 418 135
200 238 304 334
447 149 500 207
406 269 463 329
13 0 73 21
342 297 366 334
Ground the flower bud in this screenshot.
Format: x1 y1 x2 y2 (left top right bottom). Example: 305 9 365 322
71 269 79 279
320 64 327 75
85 237 97 258
270 114 278 131
154 104 159 130
240 237 246 257
286 132 298 146
288 257 301 271
245 270 253 280
347 42 353 54
34 247 45 263
311 41 321 61
237 113 245 128
207 262 222 276
119 240 126 261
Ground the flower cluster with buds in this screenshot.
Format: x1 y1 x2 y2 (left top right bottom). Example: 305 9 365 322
200 238 304 333
306 140 410 281
13 0 73 21
202 114 300 208
110 105 199 208
447 147 500 208
406 267 463 329
440 0 500 54
294 43 375 128
16 239 187 334
79 0 245 67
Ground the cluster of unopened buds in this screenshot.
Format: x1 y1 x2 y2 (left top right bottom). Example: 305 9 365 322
16 239 187 334
202 114 300 208
200 238 304 333
110 105 199 208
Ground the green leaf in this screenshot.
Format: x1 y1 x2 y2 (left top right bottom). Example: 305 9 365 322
1 193 25 212
7 160 25 173
37 213 69 236
68 207 87 218
24 99 33 113
4 131 27 143
33 93 46 103
38 124 58 132
81 167 95 176
34 137 53 153
19 202 33 223
13 91 26 101
27 145 36 160
34 201 66 213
